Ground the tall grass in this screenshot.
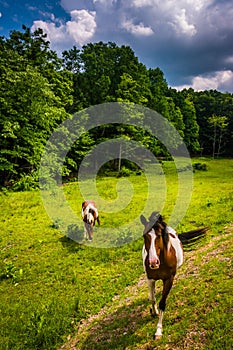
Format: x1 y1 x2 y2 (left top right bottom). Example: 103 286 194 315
0 158 232 349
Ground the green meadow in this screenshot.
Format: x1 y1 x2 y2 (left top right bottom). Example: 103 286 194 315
0 158 232 350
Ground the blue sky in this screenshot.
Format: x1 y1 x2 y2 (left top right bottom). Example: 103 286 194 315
1 0 233 93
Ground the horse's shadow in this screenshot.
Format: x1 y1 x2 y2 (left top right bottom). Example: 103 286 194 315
57 221 87 252
59 235 84 253
77 298 157 350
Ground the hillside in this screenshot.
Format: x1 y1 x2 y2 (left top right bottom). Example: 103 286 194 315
60 225 233 350
1 158 232 350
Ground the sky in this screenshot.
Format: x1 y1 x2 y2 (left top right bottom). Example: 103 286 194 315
1 0 233 93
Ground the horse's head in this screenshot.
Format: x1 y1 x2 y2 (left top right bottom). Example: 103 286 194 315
140 212 167 269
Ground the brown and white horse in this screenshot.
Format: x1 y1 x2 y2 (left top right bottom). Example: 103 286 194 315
81 200 100 241
141 211 208 339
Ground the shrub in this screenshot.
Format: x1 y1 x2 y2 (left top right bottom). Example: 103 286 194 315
117 166 132 177
193 162 208 171
11 172 39 191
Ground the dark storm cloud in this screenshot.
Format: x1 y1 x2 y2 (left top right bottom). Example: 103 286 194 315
31 0 233 92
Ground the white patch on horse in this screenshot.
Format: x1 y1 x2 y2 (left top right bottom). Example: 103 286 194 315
155 310 164 339
88 204 98 218
148 229 159 263
166 226 183 268
142 245 147 271
82 204 98 220
167 225 176 236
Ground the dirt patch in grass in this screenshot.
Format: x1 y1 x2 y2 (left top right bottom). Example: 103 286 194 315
59 275 150 350
170 223 233 350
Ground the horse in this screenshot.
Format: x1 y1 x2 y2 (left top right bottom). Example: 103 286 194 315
81 200 100 241
140 211 208 339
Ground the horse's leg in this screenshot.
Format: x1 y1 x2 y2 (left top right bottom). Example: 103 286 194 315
84 224 88 240
88 229 93 241
147 279 158 317
155 276 174 339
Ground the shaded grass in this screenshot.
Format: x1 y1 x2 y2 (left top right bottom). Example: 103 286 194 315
0 158 233 349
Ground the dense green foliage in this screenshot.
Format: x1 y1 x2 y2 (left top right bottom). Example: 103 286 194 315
0 158 232 349
1 26 233 188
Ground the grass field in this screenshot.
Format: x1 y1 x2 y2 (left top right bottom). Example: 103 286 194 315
0 158 232 349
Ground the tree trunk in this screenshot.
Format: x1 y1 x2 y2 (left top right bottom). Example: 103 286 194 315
217 129 223 157
117 143 122 176
212 124 216 158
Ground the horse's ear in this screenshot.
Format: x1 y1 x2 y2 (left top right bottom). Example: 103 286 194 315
140 215 147 227
149 211 161 223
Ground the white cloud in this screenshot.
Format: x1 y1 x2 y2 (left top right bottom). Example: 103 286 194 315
31 20 66 44
58 0 215 40
122 18 154 36
27 6 38 11
93 0 116 5
130 0 211 12
174 70 233 92
173 8 197 36
225 56 233 65
131 0 153 7
31 9 96 49
66 10 96 46
30 0 233 92
190 0 209 11
121 0 202 39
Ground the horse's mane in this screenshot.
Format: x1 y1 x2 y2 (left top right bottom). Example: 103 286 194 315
148 212 169 245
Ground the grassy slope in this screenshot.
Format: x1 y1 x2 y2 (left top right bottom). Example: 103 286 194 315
61 226 233 350
0 158 232 349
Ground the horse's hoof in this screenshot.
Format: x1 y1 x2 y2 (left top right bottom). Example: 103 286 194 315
155 334 162 340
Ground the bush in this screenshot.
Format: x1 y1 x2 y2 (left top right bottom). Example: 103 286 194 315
11 172 39 191
193 162 208 171
117 166 132 177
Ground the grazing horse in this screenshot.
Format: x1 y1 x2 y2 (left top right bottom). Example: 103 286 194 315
140 211 208 339
81 200 100 241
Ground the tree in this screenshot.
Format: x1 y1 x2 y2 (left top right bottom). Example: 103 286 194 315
182 97 200 154
63 41 151 109
193 90 233 156
62 46 81 73
208 114 228 158
4 26 73 109
116 73 149 105
0 64 68 186
171 90 200 154
148 67 168 111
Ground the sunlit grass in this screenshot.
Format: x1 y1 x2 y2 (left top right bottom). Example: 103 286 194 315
0 157 232 349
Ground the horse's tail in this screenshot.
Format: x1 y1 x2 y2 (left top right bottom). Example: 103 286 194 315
178 227 209 246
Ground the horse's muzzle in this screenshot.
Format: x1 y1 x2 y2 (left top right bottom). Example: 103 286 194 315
149 259 160 269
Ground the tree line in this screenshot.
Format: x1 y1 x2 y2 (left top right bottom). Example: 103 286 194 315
1 26 233 189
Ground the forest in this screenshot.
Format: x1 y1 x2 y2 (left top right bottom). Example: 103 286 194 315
1 26 233 190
